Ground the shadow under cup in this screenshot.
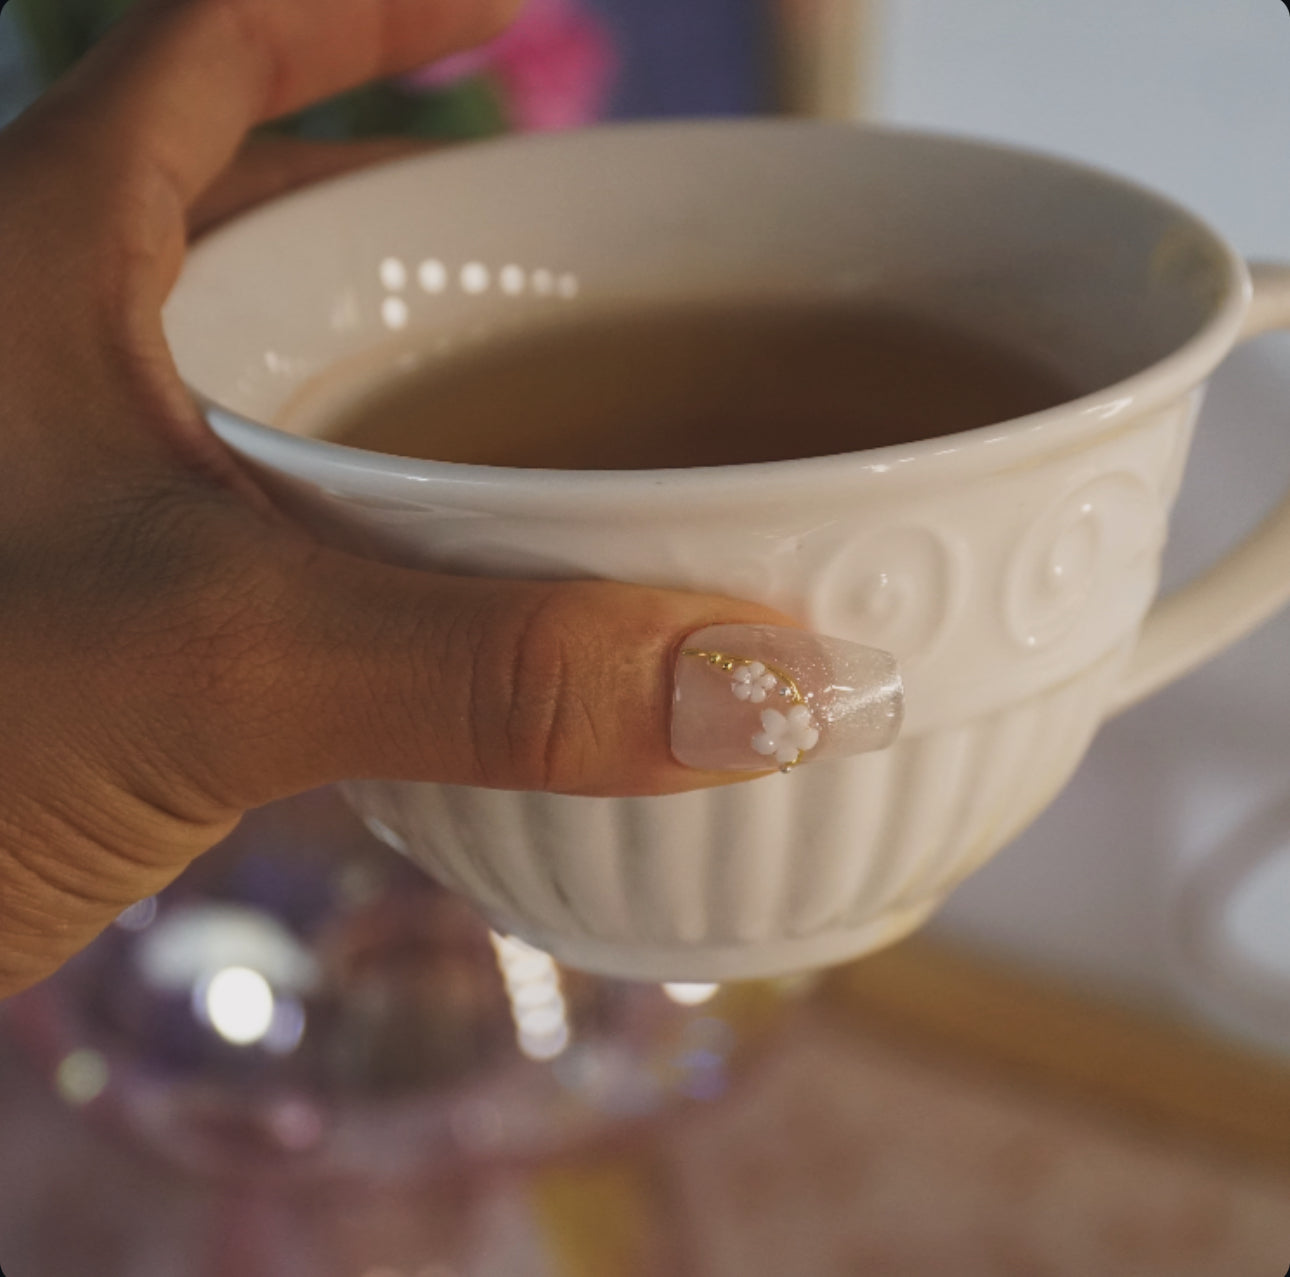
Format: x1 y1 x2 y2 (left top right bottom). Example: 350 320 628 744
166 121 1249 981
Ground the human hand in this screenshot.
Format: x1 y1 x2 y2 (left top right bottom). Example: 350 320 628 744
0 0 807 998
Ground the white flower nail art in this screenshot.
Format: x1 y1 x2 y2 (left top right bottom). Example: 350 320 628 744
679 644 825 772
731 661 779 703
751 704 820 767
673 626 903 774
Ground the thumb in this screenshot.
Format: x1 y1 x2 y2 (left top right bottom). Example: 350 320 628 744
169 541 902 809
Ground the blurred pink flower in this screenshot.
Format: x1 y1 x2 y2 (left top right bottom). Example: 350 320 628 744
404 0 617 131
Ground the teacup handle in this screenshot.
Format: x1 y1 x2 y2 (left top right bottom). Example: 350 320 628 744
1111 261 1290 714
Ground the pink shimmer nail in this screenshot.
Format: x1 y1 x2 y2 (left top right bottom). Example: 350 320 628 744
670 624 904 773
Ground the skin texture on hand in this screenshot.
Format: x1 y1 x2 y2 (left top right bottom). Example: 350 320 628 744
0 0 793 999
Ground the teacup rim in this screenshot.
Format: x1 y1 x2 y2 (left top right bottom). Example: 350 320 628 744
190 119 1250 511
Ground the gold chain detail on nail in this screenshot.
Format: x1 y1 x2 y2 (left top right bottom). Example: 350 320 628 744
681 648 810 771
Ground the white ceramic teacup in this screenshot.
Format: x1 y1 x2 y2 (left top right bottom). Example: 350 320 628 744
165 122 1290 981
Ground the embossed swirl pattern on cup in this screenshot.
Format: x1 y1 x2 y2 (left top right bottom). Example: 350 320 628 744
1005 472 1164 651
813 525 961 663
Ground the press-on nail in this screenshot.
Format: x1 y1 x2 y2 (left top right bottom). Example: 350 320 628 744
670 625 904 773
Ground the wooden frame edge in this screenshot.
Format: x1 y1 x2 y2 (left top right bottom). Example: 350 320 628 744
819 937 1290 1168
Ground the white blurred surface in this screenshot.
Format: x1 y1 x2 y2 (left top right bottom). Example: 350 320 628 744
872 0 1290 1053
875 0 1290 258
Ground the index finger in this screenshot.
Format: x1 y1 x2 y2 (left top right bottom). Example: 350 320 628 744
48 0 518 206
5 0 517 327
0 0 519 473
